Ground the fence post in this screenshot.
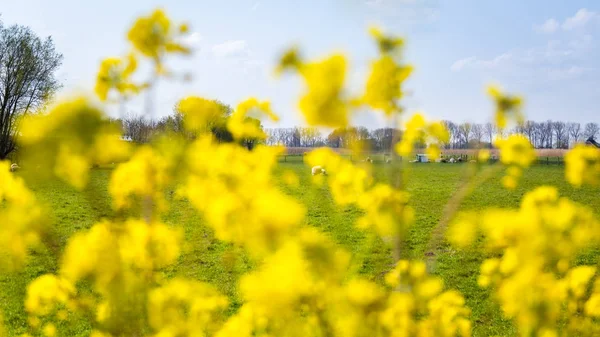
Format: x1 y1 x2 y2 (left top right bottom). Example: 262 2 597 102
546 157 549 165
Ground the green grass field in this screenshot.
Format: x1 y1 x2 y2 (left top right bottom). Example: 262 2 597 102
2 163 599 336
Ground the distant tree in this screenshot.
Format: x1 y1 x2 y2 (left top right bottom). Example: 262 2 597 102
584 122 599 140
458 123 472 148
524 121 536 145
568 122 582 146
0 21 63 159
552 121 567 149
484 122 494 147
471 123 483 147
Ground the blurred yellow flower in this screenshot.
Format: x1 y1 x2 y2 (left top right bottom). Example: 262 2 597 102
361 55 413 115
279 51 349 127
565 144 600 187
94 54 139 101
175 96 224 132
228 97 278 140
487 85 523 130
127 9 191 67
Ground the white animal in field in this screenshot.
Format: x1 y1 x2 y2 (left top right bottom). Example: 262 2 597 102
385 157 392 164
10 163 19 172
311 165 327 176
449 158 455 163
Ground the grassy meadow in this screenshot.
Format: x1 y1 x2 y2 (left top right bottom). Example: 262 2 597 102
2 162 599 336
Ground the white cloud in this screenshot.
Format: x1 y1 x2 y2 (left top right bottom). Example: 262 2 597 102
450 56 476 71
535 8 598 33
534 18 559 33
180 32 202 46
212 40 250 58
562 8 597 30
450 54 512 72
251 2 260 11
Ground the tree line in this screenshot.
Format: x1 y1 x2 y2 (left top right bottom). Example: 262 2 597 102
263 121 600 151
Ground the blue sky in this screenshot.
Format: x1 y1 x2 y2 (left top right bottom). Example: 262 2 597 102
1 0 599 129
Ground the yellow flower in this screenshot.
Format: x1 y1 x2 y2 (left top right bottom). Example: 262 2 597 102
487 85 523 129
585 294 600 317
361 55 413 115
227 98 279 140
565 144 600 187
42 323 56 337
448 212 478 248
109 146 173 210
287 53 349 127
127 9 190 64
368 26 405 55
59 221 120 289
566 266 596 299
478 149 491 163
19 98 127 189
240 242 313 314
94 54 139 101
281 170 299 187
148 279 228 336
118 219 182 270
495 135 535 168
357 183 413 237
395 114 448 158
181 137 305 255
25 275 75 316
345 279 385 307
0 161 46 270
54 144 89 190
305 148 373 205
495 134 535 189
175 96 225 132
275 47 302 74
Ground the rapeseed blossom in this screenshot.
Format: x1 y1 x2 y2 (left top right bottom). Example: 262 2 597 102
94 54 140 101
278 51 350 127
395 113 449 159
0 161 46 271
487 85 524 130
450 186 600 335
8 8 600 337
565 144 600 187
19 98 130 189
127 9 191 67
175 96 224 132
495 134 536 189
357 183 414 237
181 136 305 255
227 98 279 140
360 27 413 115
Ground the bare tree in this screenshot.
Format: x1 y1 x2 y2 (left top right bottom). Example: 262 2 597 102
122 112 156 143
484 122 494 146
458 123 472 148
584 123 599 140
471 123 483 146
568 122 582 147
523 121 536 145
552 121 567 149
0 22 63 159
